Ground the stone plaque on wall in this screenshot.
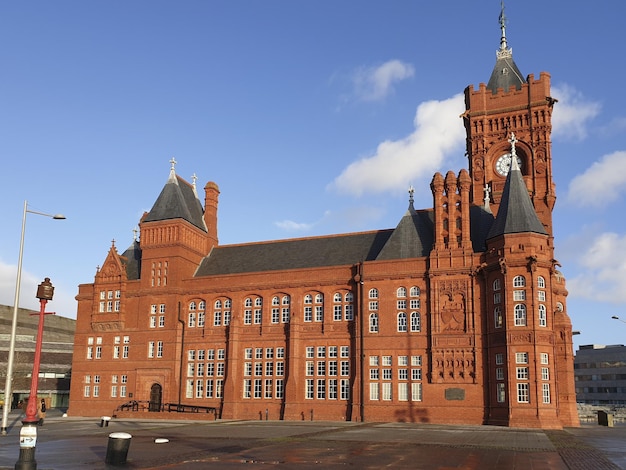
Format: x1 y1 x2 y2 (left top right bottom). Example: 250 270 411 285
445 388 465 401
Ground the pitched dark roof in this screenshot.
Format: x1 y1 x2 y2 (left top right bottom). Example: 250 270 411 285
486 4 526 94
195 231 393 276
487 160 547 239
486 55 526 94
470 205 495 252
143 170 207 232
376 204 433 260
121 240 142 281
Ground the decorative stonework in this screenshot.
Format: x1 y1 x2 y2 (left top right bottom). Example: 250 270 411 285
91 321 122 331
432 348 476 383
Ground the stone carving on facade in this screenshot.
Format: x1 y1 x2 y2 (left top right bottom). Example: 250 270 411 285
432 348 476 383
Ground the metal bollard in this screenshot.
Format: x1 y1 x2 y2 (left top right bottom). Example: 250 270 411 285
105 432 132 466
100 416 111 427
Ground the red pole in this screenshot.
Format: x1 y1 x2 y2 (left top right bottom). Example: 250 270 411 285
23 299 47 425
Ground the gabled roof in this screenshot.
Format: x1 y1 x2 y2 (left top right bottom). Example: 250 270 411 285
195 231 392 276
487 143 547 239
486 4 526 94
376 203 434 260
143 166 207 232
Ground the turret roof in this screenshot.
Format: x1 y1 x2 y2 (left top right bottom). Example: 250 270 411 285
487 134 547 239
143 159 207 231
486 3 526 94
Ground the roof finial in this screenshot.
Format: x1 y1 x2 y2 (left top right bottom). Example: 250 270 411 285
508 132 520 171
497 1 512 59
132 226 139 241
168 157 178 183
408 185 415 207
483 184 491 210
191 173 198 189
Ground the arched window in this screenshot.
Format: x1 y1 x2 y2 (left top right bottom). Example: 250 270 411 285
314 293 324 322
494 306 503 328
369 313 379 333
271 296 280 324
369 288 379 299
304 294 313 322
410 286 420 297
281 295 290 323
254 297 263 324
213 299 221 326
197 301 206 328
410 312 421 332
223 299 231 325
397 312 407 332
244 297 252 325
493 278 501 291
397 287 407 298
188 301 197 328
513 275 526 288
344 292 354 321
514 304 526 326
538 304 547 327
333 292 342 321
537 276 546 288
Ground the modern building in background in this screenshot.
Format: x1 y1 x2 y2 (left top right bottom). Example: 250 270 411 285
67 9 579 429
575 345 626 405
0 305 75 409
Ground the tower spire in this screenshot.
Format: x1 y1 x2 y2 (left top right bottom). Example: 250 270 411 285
497 1 510 58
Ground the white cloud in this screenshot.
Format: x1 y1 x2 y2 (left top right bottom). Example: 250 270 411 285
352 60 415 102
551 84 601 140
330 93 465 196
274 220 313 232
567 151 626 207
567 232 626 303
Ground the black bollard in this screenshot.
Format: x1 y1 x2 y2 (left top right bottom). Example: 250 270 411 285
105 432 132 466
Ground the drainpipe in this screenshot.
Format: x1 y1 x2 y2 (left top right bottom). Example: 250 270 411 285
358 262 365 422
177 302 185 405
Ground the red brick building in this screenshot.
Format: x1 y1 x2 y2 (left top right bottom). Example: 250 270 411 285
68 13 579 429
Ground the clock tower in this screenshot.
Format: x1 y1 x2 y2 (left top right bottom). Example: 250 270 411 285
463 4 557 237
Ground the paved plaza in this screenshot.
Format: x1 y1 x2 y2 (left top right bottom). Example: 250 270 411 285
0 410 624 469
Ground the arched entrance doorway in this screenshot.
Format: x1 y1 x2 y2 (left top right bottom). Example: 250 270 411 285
149 383 162 412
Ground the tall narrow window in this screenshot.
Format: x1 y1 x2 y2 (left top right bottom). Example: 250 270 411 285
514 304 526 326
410 312 421 332
538 304 547 327
397 312 407 332
369 313 379 333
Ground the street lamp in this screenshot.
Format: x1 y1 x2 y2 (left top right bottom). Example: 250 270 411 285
611 316 626 324
15 278 56 470
1 201 65 436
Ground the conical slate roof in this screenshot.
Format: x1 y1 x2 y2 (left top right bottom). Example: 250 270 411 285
376 200 433 260
487 139 547 239
486 4 526 94
143 163 207 232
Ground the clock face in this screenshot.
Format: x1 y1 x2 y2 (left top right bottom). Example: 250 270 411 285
495 153 522 176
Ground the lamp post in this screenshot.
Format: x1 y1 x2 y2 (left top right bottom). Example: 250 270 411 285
15 279 56 470
611 315 626 324
1 201 65 436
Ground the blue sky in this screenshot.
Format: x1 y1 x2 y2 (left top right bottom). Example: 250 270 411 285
1 1 625 351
